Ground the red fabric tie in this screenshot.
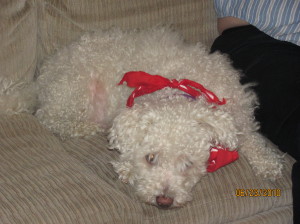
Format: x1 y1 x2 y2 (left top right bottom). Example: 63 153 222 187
118 71 226 107
207 146 239 172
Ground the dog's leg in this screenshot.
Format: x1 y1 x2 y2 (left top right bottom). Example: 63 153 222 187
36 108 104 139
240 133 284 180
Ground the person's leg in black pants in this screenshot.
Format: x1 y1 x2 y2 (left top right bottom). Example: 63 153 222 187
211 25 300 223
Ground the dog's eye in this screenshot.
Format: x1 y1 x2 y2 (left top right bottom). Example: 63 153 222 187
183 160 193 169
145 153 157 165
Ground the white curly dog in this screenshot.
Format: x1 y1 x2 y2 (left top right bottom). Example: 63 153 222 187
36 27 283 208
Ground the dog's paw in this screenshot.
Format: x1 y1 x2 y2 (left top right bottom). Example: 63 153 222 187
111 160 134 184
251 155 284 181
242 134 285 181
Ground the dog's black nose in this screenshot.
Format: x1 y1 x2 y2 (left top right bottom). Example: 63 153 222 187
156 195 174 209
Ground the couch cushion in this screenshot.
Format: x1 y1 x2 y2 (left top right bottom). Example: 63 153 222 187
0 0 37 114
63 133 294 224
0 114 144 223
37 0 218 62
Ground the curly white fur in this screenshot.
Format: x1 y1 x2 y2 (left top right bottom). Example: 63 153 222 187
36 27 283 208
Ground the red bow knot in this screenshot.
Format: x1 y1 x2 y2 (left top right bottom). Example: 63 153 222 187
207 146 239 172
118 71 226 107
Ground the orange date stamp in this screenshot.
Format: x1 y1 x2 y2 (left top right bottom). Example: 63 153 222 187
236 189 281 197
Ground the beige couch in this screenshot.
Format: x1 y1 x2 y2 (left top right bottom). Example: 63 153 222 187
0 1 295 223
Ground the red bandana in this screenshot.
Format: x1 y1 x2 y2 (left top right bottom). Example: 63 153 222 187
118 71 238 172
207 146 239 172
118 71 226 107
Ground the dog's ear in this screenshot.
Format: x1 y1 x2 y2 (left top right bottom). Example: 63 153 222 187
194 109 241 150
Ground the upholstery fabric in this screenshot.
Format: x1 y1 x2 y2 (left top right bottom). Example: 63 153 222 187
0 0 37 113
0 114 143 223
37 0 218 61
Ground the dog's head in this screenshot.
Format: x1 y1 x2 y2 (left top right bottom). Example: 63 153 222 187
109 99 240 208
